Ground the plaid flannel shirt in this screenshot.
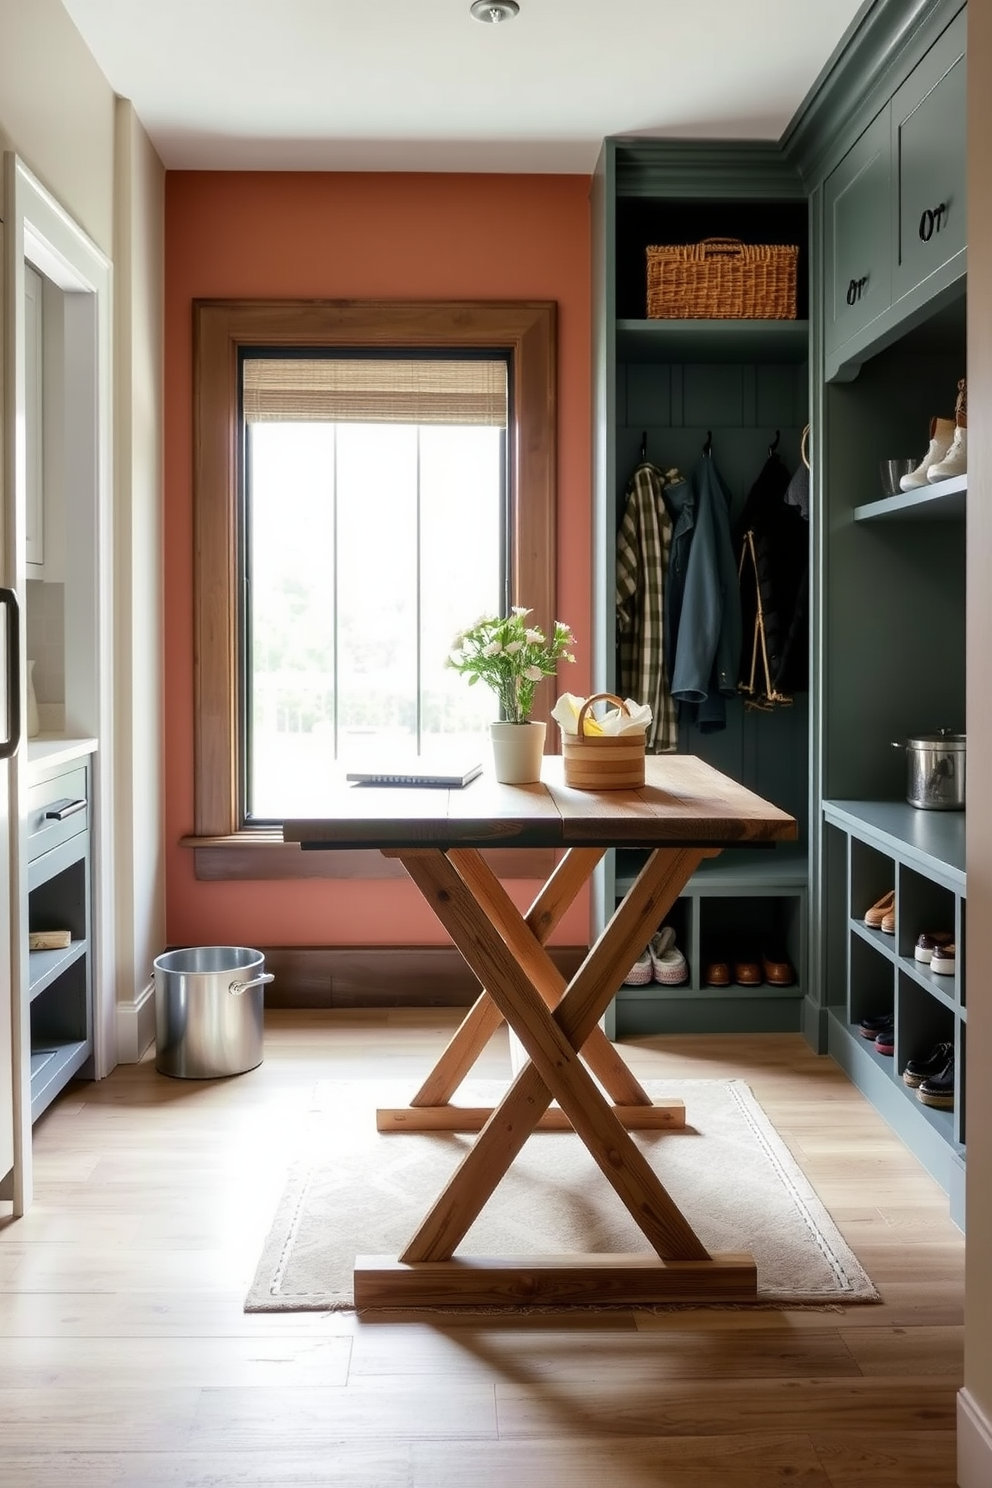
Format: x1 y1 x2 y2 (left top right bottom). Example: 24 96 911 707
615 462 678 753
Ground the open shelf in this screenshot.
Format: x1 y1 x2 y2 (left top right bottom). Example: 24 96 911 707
28 937 87 1002
824 799 965 889
616 844 808 897
616 318 810 364
29 1039 90 1121
854 473 966 523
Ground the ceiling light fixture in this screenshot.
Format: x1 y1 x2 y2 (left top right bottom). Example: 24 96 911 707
470 1 520 22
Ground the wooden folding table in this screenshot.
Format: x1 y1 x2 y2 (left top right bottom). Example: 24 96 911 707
284 754 796 1309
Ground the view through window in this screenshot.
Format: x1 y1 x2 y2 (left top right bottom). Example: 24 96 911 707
242 354 508 819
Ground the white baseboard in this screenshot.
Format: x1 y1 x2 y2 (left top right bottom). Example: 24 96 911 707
116 980 156 1063
958 1388 992 1487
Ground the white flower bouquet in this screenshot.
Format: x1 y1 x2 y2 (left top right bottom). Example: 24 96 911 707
447 607 576 724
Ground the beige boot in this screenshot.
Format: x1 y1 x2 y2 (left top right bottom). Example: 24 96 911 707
928 378 967 483
900 415 956 490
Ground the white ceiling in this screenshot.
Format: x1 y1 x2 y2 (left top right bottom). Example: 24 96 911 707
61 0 869 174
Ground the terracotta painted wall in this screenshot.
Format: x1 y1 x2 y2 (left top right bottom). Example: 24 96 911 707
164 171 593 947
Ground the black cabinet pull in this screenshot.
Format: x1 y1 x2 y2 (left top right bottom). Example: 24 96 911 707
0 589 21 759
846 274 869 305
919 203 948 241
44 798 87 821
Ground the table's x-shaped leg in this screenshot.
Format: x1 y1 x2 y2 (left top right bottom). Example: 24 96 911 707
356 845 758 1309
377 847 672 1132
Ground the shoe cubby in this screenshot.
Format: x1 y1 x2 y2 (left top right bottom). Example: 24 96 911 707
849 839 894 928
823 800 966 1227
848 933 895 1032
609 847 807 1037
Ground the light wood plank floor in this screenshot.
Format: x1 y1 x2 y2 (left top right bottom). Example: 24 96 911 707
0 1009 965 1487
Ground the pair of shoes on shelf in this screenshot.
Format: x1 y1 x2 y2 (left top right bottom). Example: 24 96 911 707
623 946 653 986
899 378 968 489
864 889 895 933
858 1010 894 1055
914 930 953 964
903 1042 955 1108
624 926 688 987
930 942 956 976
702 950 795 987
649 926 689 985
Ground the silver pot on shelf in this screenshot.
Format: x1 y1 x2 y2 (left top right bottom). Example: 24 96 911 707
892 730 965 810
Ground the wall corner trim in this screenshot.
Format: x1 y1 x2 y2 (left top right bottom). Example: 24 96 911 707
116 981 156 1064
958 1388 992 1488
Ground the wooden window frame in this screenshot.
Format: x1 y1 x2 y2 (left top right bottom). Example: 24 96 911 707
186 299 557 880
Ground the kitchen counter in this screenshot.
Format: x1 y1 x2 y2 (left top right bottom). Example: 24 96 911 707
26 736 98 777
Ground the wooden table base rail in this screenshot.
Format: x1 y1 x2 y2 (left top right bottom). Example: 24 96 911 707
354 1253 759 1310
377 1100 686 1133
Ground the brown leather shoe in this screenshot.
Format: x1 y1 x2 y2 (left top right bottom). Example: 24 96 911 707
703 959 731 986
733 957 762 986
762 952 795 986
864 889 895 929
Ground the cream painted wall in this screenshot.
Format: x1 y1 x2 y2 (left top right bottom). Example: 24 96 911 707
113 100 166 1053
963 0 992 1461
0 5 166 1076
0 0 116 254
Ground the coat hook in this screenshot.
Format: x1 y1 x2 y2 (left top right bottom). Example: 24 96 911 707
703 430 713 456
640 430 648 462
768 428 781 455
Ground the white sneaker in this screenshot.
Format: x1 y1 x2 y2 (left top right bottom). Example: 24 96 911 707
927 424 967 482
624 947 653 986
900 417 955 490
649 927 688 985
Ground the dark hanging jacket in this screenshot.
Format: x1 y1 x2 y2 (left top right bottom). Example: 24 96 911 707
668 455 742 733
734 451 810 706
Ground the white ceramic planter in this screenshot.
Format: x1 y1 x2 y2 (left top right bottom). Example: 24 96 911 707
489 720 546 784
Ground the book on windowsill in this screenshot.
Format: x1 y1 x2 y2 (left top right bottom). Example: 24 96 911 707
345 758 483 789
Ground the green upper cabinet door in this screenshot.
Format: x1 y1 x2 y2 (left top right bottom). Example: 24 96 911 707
892 8 966 306
823 107 892 361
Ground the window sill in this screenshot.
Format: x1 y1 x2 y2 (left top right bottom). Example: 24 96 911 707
181 833 557 882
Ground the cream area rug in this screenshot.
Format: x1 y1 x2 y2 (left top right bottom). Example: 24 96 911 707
245 1079 878 1312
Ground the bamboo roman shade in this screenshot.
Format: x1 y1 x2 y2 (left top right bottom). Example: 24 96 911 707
242 357 508 427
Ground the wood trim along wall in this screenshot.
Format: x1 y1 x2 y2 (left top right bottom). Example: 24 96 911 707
259 942 587 1008
191 298 558 869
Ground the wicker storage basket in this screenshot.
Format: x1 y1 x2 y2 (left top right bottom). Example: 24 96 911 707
561 693 646 791
646 237 798 320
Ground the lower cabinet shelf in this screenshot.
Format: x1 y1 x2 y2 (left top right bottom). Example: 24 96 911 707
28 937 87 1002
823 800 966 1229
26 760 93 1125
608 846 809 1038
29 1039 91 1122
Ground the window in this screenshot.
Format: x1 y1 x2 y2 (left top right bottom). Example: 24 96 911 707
241 352 508 819
190 300 557 870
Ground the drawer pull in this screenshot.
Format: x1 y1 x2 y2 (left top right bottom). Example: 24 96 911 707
918 202 948 242
44 798 87 821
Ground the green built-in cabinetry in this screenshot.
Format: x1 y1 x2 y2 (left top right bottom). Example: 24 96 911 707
822 799 966 1227
591 141 812 1039
823 4 966 381
808 0 968 1217
591 0 970 1216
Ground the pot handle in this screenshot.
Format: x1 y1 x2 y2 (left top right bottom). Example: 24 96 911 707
891 741 906 750
229 972 275 996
